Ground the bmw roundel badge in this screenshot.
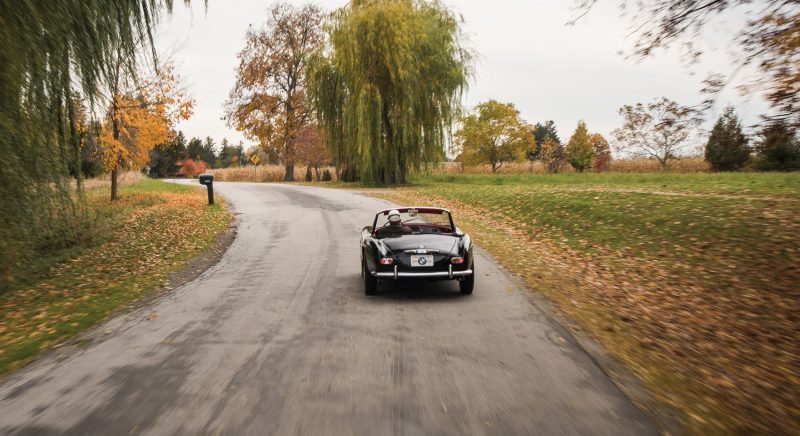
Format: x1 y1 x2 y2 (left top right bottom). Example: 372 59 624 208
418 257 427 265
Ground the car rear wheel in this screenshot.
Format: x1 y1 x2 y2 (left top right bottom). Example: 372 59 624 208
459 264 474 295
364 260 378 295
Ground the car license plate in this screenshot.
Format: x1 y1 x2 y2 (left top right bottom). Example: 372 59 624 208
410 255 434 267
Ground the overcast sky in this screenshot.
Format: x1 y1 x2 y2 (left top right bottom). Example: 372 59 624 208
155 0 767 150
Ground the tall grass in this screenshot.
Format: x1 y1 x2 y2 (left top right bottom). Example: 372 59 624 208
77 171 144 190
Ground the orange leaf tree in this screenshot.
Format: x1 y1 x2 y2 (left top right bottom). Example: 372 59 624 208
101 64 194 200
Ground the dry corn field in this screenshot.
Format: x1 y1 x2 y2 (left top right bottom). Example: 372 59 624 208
204 157 709 184
209 165 338 182
429 156 710 175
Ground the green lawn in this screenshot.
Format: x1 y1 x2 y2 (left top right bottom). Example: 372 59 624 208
0 179 232 375
368 171 800 434
416 171 800 196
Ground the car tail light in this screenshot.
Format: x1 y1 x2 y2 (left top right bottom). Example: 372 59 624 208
451 257 464 264
380 258 394 265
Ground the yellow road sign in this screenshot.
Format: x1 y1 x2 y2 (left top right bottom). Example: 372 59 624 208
250 154 260 165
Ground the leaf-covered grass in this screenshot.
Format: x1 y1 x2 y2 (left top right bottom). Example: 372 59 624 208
364 171 800 434
0 179 232 376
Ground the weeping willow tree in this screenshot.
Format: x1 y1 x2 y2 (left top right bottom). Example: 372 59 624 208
308 0 471 185
0 0 189 285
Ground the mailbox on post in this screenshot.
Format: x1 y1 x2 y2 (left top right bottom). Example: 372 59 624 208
198 173 214 205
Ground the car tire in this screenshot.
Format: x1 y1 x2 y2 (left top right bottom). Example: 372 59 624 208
364 260 378 295
459 263 474 295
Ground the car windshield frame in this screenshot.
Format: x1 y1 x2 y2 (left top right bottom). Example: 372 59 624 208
372 207 455 234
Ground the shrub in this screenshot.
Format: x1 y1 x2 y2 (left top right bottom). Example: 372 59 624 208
178 159 207 176
81 159 105 179
322 169 332 181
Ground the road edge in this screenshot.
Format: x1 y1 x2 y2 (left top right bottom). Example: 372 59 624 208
486 251 687 436
0 201 238 385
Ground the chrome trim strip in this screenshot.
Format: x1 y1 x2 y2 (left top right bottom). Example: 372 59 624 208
403 249 440 254
373 269 473 279
448 264 453 279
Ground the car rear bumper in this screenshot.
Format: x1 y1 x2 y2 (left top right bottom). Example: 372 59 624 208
371 265 473 280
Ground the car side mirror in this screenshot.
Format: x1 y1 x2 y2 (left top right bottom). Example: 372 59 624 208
362 225 373 234
455 227 464 236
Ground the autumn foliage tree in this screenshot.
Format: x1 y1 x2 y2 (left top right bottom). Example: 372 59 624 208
295 125 330 180
612 97 699 171
590 133 611 172
226 3 323 182
456 100 532 173
101 63 193 200
566 121 595 172
308 0 471 184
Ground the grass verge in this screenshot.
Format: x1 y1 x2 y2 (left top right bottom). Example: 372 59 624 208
360 172 799 434
0 179 232 376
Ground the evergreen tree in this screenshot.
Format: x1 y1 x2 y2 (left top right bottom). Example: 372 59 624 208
148 131 188 178
566 121 595 172
528 120 560 160
218 138 245 168
755 121 800 171
237 142 247 166
202 137 217 168
187 136 217 168
705 107 750 171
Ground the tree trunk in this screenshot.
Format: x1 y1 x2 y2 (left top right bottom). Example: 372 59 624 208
111 168 119 201
314 166 320 181
109 56 122 202
110 114 120 201
283 163 295 181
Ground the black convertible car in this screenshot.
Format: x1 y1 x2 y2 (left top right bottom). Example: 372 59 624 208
360 207 474 295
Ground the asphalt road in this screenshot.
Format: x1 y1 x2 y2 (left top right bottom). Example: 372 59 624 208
0 182 658 435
